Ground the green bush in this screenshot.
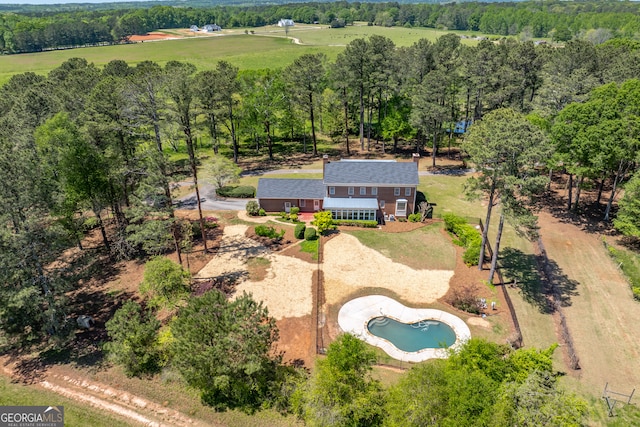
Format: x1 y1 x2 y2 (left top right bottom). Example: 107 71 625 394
304 227 317 241
408 213 422 223
444 213 482 266
294 223 306 239
258 208 266 216
255 225 285 240
290 207 300 215
312 211 336 234
246 200 260 216
333 220 378 228
290 213 298 222
216 185 255 198
82 216 100 231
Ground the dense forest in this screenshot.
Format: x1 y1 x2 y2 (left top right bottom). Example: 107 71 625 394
1 0 639 54
2 30 640 348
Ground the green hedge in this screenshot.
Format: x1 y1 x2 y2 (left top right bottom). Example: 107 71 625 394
444 213 482 267
294 223 306 239
333 220 378 228
216 185 256 198
304 227 317 241
604 241 640 301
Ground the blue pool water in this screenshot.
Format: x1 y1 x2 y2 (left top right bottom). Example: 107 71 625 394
367 317 456 352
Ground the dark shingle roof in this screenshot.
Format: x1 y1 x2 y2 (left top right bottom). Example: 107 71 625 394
324 160 419 185
257 178 325 199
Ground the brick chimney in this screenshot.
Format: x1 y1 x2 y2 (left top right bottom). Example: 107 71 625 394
412 152 420 168
323 154 329 175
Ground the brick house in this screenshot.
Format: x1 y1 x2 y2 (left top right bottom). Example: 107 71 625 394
256 154 420 222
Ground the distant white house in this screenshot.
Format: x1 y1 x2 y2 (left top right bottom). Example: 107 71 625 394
277 19 295 27
203 24 222 32
189 25 199 32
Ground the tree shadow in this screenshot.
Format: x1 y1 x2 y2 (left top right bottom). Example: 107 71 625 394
500 247 580 313
500 248 551 314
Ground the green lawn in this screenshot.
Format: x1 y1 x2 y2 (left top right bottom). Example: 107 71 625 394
346 222 456 271
0 376 128 427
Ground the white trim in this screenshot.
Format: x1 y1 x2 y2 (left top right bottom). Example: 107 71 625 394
329 186 335 195
371 187 378 196
394 187 400 196
299 199 306 207
395 199 407 217
348 186 355 195
405 187 412 196
360 187 366 195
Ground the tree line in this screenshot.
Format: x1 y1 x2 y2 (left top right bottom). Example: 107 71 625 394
1 33 640 344
2 0 640 54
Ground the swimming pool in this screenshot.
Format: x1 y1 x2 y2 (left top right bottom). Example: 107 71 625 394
338 295 471 362
367 317 457 352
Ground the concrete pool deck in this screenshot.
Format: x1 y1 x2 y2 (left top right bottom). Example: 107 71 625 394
338 295 471 362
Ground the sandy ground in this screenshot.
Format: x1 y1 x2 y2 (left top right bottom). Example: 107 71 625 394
195 224 315 320
322 233 454 306
196 226 454 321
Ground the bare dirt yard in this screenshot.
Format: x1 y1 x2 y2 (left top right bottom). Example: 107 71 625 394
536 210 640 393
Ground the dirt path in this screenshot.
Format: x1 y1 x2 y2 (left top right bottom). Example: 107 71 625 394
537 211 640 392
1 362 212 427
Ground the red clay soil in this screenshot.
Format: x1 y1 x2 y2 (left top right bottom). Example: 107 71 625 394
128 33 178 42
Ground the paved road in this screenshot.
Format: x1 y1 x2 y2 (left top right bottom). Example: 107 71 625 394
175 182 253 211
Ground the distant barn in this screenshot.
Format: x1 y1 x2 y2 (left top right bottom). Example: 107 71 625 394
203 24 222 32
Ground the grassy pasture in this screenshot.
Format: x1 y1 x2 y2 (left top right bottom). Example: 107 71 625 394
0 24 482 86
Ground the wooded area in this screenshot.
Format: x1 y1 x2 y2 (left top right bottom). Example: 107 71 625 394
1 2 640 423
1 0 639 54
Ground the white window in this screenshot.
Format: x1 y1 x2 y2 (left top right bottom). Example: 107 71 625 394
396 200 407 216
360 187 366 195
299 199 306 207
405 187 412 196
329 186 335 195
371 187 378 196
348 186 354 195
394 187 400 196
380 200 385 209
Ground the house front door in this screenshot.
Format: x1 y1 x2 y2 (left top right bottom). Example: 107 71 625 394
313 199 320 211
284 202 291 213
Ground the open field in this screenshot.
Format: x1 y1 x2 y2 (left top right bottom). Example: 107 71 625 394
0 23 484 86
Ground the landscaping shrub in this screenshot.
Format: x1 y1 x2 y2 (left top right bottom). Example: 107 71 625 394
255 225 285 240
444 213 482 266
333 220 378 228
246 200 260 216
312 211 336 234
304 227 317 241
290 213 298 222
447 285 483 314
204 217 218 229
290 207 300 215
408 213 422 223
258 208 266 216
294 223 306 239
216 185 255 198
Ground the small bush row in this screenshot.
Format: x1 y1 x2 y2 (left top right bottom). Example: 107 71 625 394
217 185 255 198
604 241 640 301
408 213 422 223
278 207 301 222
332 220 378 228
254 225 285 240
443 213 482 266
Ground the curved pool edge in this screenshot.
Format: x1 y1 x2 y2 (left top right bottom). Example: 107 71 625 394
337 295 471 363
